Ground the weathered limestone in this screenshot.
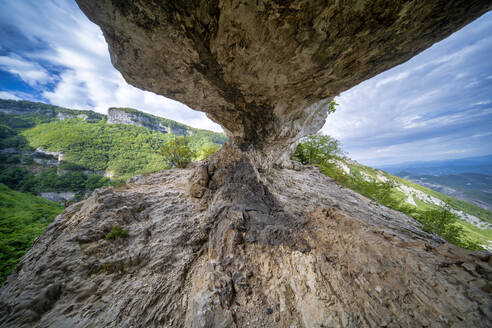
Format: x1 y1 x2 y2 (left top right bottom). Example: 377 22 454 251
75 0 492 164
1 2 491 327
0 156 490 327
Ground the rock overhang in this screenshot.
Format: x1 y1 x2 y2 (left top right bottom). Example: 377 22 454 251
75 0 492 163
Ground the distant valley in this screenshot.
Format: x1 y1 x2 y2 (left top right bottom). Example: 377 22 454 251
378 156 492 211
396 172 492 211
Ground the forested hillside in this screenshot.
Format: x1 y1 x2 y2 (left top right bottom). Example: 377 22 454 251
0 183 63 284
0 99 226 184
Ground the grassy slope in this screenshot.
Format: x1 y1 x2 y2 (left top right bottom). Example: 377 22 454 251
0 183 64 285
345 161 492 247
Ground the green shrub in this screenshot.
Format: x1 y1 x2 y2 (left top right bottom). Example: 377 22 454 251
22 156 34 165
159 136 195 168
105 226 129 240
86 174 110 190
0 166 31 189
197 143 221 160
416 207 482 250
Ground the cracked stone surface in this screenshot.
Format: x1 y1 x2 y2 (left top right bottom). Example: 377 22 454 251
75 0 491 165
0 149 491 327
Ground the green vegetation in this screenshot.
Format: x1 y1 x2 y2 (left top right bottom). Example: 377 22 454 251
0 183 64 285
0 99 105 125
293 134 344 165
197 143 221 160
105 226 129 240
0 166 110 196
294 134 490 250
1 100 227 181
21 119 171 179
19 119 224 180
159 136 195 168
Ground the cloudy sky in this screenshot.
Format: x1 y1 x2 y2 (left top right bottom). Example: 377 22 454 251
0 1 491 167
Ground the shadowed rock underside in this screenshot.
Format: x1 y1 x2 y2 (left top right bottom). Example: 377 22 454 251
75 0 492 165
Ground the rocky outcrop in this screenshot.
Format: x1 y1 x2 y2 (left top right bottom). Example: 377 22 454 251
32 148 63 167
107 107 190 136
57 112 88 121
76 0 491 165
40 192 76 203
0 149 491 327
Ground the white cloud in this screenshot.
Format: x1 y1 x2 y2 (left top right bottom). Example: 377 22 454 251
322 11 492 166
375 71 409 87
0 55 54 87
0 91 20 100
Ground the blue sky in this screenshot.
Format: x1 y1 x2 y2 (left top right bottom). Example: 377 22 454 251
0 1 491 167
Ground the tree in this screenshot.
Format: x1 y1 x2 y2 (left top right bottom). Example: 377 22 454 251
159 136 195 168
293 134 344 165
415 203 481 249
197 143 221 160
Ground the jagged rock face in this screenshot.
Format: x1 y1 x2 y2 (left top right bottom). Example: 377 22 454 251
107 108 189 136
75 0 491 164
1 149 491 327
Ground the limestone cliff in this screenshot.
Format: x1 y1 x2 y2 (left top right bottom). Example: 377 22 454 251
107 107 189 136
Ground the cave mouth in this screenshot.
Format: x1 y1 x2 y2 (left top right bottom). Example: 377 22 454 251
74 0 492 167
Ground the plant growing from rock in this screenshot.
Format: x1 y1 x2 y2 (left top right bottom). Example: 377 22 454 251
105 226 129 240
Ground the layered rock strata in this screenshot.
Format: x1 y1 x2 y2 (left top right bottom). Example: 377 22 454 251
0 149 491 327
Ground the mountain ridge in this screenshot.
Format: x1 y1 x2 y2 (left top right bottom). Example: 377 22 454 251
0 99 226 140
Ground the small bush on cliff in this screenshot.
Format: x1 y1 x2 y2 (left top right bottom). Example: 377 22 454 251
159 136 195 168
105 226 129 240
417 206 481 250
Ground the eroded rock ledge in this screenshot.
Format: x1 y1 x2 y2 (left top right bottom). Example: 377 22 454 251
0 150 491 327
76 0 491 164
